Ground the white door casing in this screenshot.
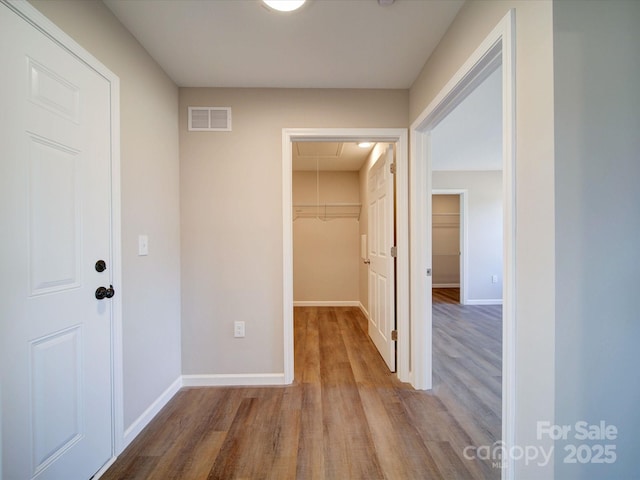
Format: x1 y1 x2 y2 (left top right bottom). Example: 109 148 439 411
0 2 121 478
367 145 396 372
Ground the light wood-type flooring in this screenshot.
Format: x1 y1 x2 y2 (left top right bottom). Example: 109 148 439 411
432 287 460 304
101 300 501 479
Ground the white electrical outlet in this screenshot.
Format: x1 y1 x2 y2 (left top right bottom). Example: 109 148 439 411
138 234 149 256
492 275 498 284
234 321 245 338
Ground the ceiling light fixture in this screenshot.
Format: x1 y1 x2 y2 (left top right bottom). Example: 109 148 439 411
358 142 373 148
262 0 306 12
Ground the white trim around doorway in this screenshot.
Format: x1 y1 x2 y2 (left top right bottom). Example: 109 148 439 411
282 128 409 385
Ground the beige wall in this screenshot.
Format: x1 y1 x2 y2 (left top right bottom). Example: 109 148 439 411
179 88 408 375
410 1 555 476
293 171 359 302
29 0 182 430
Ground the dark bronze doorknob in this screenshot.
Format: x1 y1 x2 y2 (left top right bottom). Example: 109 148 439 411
95 285 115 300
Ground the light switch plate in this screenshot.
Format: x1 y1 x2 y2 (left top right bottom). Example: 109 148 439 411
234 321 245 338
138 235 149 256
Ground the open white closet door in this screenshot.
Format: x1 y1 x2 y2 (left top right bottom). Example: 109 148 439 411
367 145 396 371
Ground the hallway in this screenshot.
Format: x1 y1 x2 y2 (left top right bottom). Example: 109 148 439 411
102 306 501 479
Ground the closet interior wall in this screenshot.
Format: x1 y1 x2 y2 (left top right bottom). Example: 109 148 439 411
292 170 361 304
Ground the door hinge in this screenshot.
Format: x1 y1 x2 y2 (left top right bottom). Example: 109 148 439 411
390 162 396 174
390 246 397 257
427 268 432 276
391 330 398 341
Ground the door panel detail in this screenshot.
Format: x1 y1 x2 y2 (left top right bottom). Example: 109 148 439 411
28 57 80 123
28 134 81 295
30 326 83 475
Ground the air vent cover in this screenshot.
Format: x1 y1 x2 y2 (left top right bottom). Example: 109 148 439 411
188 106 232 131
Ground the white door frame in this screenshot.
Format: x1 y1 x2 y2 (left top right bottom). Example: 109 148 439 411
432 189 468 305
409 10 516 479
6 0 124 467
282 128 409 384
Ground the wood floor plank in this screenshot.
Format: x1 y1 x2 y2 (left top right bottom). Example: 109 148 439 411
265 388 300 480
296 307 321 385
208 390 287 479
166 430 226 480
433 287 460 304
102 304 501 479
105 455 159 480
339 308 397 388
295 383 325 480
206 397 258 479
359 385 444 479
426 441 478 480
317 308 385 479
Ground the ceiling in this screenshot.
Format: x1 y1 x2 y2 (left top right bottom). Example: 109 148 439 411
102 0 464 89
102 0 499 172
292 142 373 171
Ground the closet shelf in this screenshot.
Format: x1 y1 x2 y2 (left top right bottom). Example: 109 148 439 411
293 203 361 221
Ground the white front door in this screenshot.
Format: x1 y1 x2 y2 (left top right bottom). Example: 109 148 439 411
367 145 396 371
1 3 114 479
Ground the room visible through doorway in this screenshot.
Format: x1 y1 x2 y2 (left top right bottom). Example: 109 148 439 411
281 128 409 385
291 141 398 372
432 193 462 304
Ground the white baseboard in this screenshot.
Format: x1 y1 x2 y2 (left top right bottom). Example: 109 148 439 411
122 375 182 449
182 373 287 387
358 302 369 320
93 455 118 479
433 283 460 288
466 298 503 306
293 300 360 307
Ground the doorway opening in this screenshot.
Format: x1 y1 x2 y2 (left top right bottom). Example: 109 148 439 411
409 9 515 475
290 141 398 372
282 129 409 385
431 191 467 305
291 141 372 310
429 63 505 465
